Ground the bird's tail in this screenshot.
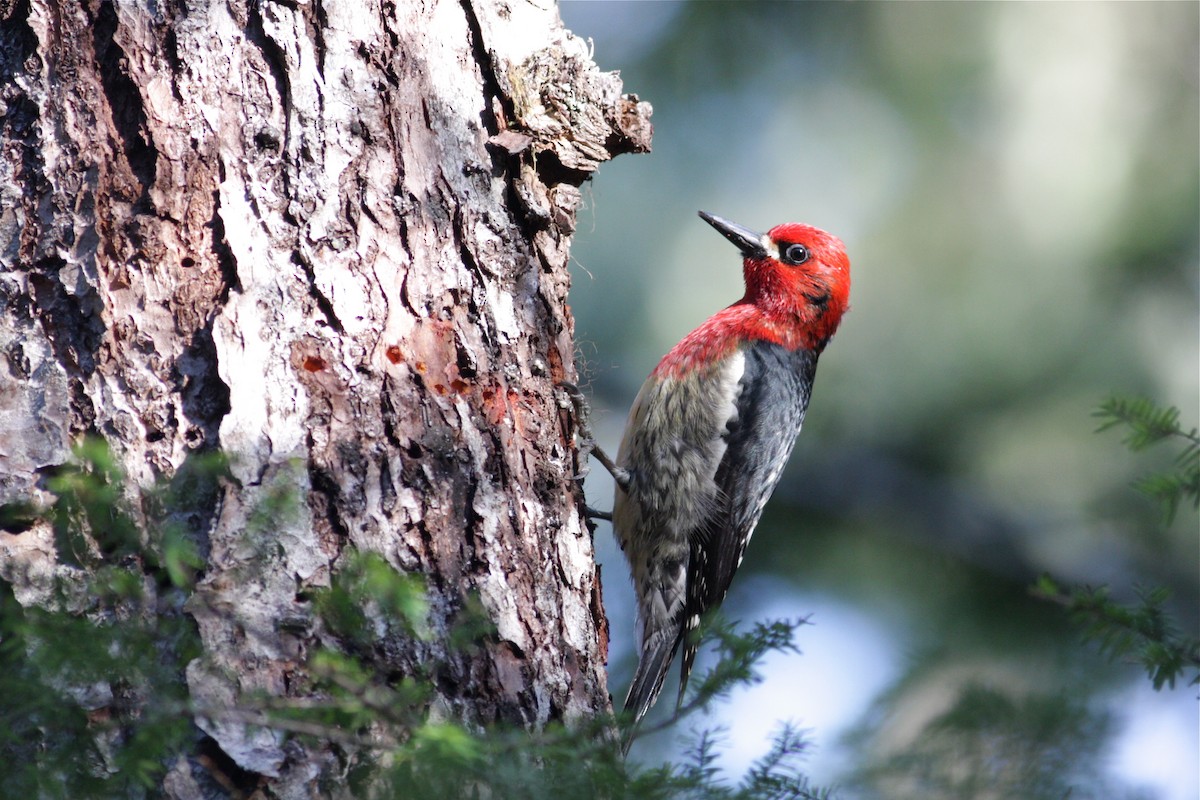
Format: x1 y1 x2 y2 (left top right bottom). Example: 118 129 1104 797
621 627 682 754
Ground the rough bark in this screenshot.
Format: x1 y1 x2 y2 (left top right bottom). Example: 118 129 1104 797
0 0 650 793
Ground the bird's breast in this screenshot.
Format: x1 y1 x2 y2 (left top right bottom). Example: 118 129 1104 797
612 350 747 546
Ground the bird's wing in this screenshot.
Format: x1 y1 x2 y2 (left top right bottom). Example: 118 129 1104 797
616 352 748 725
677 341 818 703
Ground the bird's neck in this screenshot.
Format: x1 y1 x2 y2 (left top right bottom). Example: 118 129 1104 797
653 301 839 380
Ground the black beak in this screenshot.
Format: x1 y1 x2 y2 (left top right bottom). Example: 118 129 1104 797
698 211 767 259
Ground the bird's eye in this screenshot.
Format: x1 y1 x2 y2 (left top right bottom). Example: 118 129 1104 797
782 243 810 265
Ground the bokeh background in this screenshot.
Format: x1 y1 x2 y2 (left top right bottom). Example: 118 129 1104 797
556 3 1199 798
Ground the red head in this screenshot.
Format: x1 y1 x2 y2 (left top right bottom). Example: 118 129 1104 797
699 211 850 350
653 212 850 379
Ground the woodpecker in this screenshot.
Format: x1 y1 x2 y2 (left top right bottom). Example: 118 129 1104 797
601 210 851 736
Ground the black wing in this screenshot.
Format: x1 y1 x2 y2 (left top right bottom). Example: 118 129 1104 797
677 341 818 703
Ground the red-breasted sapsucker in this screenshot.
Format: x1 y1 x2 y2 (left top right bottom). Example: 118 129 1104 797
598 210 851 735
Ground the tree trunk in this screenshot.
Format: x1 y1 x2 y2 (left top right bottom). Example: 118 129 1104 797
0 0 650 793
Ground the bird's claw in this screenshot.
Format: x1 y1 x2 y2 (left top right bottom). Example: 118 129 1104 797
585 506 613 522
558 381 596 440
558 381 631 492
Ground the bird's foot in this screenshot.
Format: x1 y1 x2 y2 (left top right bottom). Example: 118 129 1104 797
558 381 632 491
585 506 613 522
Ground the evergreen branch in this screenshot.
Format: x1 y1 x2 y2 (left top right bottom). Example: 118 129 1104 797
1033 576 1200 690
1092 396 1196 450
1094 395 1200 523
623 617 809 748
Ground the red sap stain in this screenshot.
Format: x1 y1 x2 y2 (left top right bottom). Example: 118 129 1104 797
302 355 327 372
481 386 524 428
385 345 402 364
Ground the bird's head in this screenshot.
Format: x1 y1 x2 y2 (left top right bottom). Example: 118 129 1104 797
699 210 850 349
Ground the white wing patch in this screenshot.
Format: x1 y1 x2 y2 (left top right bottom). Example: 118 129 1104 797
712 349 747 461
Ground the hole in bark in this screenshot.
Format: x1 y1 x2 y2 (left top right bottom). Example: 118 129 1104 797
195 736 261 794
532 147 591 188
0 501 39 534
253 127 282 151
181 256 195 268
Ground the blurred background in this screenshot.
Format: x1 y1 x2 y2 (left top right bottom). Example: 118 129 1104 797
557 2 1198 798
